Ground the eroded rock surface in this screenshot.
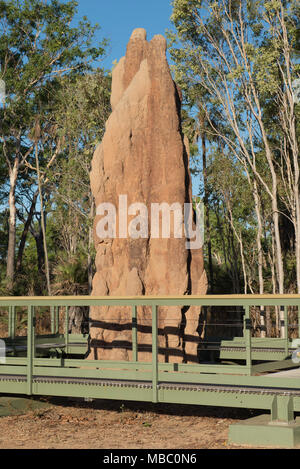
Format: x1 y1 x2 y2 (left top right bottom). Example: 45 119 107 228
89 28 207 363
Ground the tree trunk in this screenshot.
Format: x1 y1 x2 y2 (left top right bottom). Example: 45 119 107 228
293 178 300 292
68 306 89 334
201 126 214 292
16 189 39 272
279 3 300 292
35 143 51 295
253 179 266 337
273 206 285 337
6 158 19 290
87 200 95 294
33 223 45 275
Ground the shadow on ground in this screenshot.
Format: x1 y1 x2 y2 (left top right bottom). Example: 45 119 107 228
26 394 266 422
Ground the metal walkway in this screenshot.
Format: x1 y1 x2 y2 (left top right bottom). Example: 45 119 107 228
1 294 300 447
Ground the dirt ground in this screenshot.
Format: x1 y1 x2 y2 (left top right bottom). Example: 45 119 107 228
0 396 280 450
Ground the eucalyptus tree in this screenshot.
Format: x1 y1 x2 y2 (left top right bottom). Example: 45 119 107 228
46 71 111 296
169 0 300 300
0 0 107 291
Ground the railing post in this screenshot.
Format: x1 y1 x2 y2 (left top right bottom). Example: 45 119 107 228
244 305 252 375
11 306 16 340
50 306 55 334
65 306 69 354
55 306 59 334
284 305 289 357
152 304 158 403
279 305 286 339
27 305 35 396
132 305 138 362
8 306 11 338
8 306 16 340
279 305 285 338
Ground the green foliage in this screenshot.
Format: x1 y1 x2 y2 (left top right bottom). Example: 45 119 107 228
169 0 300 294
0 0 110 295
52 252 89 295
45 71 110 294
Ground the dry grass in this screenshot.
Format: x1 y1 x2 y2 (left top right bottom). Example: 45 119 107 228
0 396 272 449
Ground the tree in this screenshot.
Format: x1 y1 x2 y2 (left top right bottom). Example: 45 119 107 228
169 0 300 302
47 71 111 295
0 0 107 291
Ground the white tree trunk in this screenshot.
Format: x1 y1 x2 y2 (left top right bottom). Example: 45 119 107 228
6 158 19 289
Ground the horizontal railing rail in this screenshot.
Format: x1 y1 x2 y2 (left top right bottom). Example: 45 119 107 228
1 294 300 306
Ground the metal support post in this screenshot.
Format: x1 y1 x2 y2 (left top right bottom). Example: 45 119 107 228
11 306 16 340
27 305 35 396
284 306 289 356
50 306 55 334
65 306 69 353
132 305 138 362
152 304 158 403
8 307 12 338
271 395 295 424
244 305 252 374
55 306 59 334
8 307 11 338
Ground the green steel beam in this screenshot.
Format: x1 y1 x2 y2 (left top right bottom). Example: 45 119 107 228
158 387 276 410
32 366 152 381
32 380 154 402
0 379 27 395
3 357 300 393
1 373 300 415
3 371 300 425
220 351 289 361
30 358 248 375
132 305 137 362
8 306 12 338
55 306 59 334
50 306 55 334
11 306 16 340
65 306 69 353
0 365 27 374
284 306 289 356
0 358 246 375
0 294 299 308
219 336 296 362
221 337 295 348
244 305 252 374
27 305 34 395
155 370 300 390
152 304 158 403
0 355 249 375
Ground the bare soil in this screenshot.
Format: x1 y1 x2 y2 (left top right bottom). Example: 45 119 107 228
0 397 275 450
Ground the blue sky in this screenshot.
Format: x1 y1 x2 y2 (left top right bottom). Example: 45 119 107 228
73 1 201 195
75 0 174 71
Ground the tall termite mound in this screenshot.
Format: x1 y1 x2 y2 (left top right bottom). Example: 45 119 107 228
89 29 207 363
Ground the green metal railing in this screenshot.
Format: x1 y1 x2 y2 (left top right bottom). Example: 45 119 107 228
2 294 300 447
0 294 300 401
